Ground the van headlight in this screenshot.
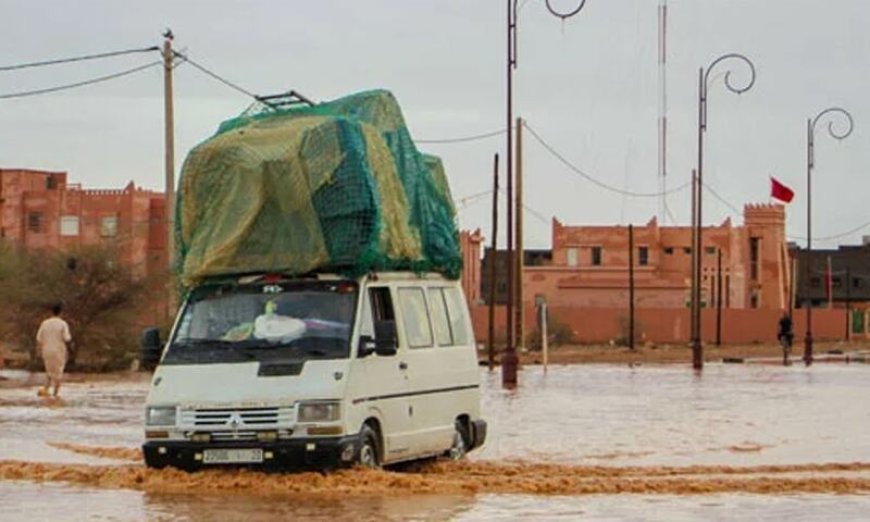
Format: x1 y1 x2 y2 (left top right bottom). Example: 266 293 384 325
297 401 340 423
145 406 177 426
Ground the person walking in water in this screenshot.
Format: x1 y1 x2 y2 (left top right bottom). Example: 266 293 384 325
777 312 794 366
36 304 72 398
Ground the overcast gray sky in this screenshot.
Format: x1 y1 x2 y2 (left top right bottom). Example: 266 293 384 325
1 0 868 249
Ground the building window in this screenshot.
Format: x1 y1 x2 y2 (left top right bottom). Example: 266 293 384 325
832 277 842 289
853 278 862 289
638 246 649 266
27 212 43 233
59 216 80 237
664 247 674 255
705 246 716 255
101 216 118 237
567 247 578 267
749 237 760 281
46 175 57 190
810 277 821 288
591 246 602 266
683 247 691 255
750 292 759 309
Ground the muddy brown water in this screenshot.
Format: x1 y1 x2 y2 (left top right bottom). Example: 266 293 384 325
1 364 869 520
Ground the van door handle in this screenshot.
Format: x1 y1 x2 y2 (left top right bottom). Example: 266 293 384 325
398 361 408 370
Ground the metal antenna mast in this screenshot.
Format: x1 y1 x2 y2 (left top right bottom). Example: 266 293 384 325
657 0 669 223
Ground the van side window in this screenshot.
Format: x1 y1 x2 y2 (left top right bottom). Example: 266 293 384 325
369 287 395 321
428 288 453 346
443 287 470 345
361 287 393 338
398 287 433 348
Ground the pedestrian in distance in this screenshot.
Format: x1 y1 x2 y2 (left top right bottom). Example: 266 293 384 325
777 312 794 366
36 303 73 398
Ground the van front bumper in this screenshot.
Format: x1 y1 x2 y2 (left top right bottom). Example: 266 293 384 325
142 435 360 471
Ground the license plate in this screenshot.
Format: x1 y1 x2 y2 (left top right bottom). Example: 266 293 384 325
203 448 263 464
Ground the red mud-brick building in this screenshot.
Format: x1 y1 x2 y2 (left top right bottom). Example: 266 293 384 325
465 204 853 344
0 169 167 277
525 203 791 311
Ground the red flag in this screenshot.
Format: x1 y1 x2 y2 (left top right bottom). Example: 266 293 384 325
770 177 794 203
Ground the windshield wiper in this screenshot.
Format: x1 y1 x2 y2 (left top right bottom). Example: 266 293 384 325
176 338 265 350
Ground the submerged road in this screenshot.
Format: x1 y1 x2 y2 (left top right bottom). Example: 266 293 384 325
1 364 869 520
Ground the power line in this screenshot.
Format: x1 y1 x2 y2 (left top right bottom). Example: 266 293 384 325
455 189 494 207
497 188 550 225
417 128 506 144
523 122 691 198
0 46 160 72
703 184 742 215
790 219 870 242
0 60 162 99
172 51 258 100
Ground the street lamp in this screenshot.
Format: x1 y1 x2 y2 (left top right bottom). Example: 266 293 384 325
502 0 588 388
803 107 854 366
691 53 756 371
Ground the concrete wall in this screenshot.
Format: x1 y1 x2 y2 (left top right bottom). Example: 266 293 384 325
470 304 851 345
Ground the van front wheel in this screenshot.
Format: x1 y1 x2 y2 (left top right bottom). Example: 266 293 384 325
358 425 380 469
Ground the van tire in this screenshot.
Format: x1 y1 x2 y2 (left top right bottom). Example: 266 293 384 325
447 420 469 460
358 424 381 469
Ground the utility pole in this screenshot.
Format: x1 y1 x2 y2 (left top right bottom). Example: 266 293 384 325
690 169 699 359
515 117 524 353
716 248 723 346
628 224 635 350
487 154 500 371
503 0 517 388
163 29 175 272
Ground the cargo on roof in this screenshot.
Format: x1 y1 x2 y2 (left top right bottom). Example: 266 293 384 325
175 89 461 286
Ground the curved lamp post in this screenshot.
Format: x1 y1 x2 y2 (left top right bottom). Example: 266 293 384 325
803 107 854 366
502 0 587 387
691 53 756 371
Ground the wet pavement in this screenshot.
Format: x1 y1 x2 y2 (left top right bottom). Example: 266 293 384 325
1 363 869 520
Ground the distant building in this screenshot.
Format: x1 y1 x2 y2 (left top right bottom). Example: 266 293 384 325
480 249 552 305
792 239 870 309
0 169 167 277
476 203 790 310
459 229 484 305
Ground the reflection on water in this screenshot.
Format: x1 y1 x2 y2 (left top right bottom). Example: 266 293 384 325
1 364 870 520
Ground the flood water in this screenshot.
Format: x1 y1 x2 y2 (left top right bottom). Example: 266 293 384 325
1 363 869 520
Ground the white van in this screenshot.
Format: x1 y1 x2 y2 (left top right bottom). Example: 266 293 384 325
141 271 486 470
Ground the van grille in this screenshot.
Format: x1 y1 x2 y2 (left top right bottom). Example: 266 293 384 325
179 406 295 429
209 430 260 442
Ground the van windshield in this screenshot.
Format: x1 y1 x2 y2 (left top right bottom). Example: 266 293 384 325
164 280 358 365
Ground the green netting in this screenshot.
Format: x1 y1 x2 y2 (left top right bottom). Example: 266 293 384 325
176 89 461 287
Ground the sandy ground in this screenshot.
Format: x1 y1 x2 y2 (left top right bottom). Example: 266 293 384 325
477 340 870 366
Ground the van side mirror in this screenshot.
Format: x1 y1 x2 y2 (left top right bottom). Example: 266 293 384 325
373 320 398 356
140 327 163 371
